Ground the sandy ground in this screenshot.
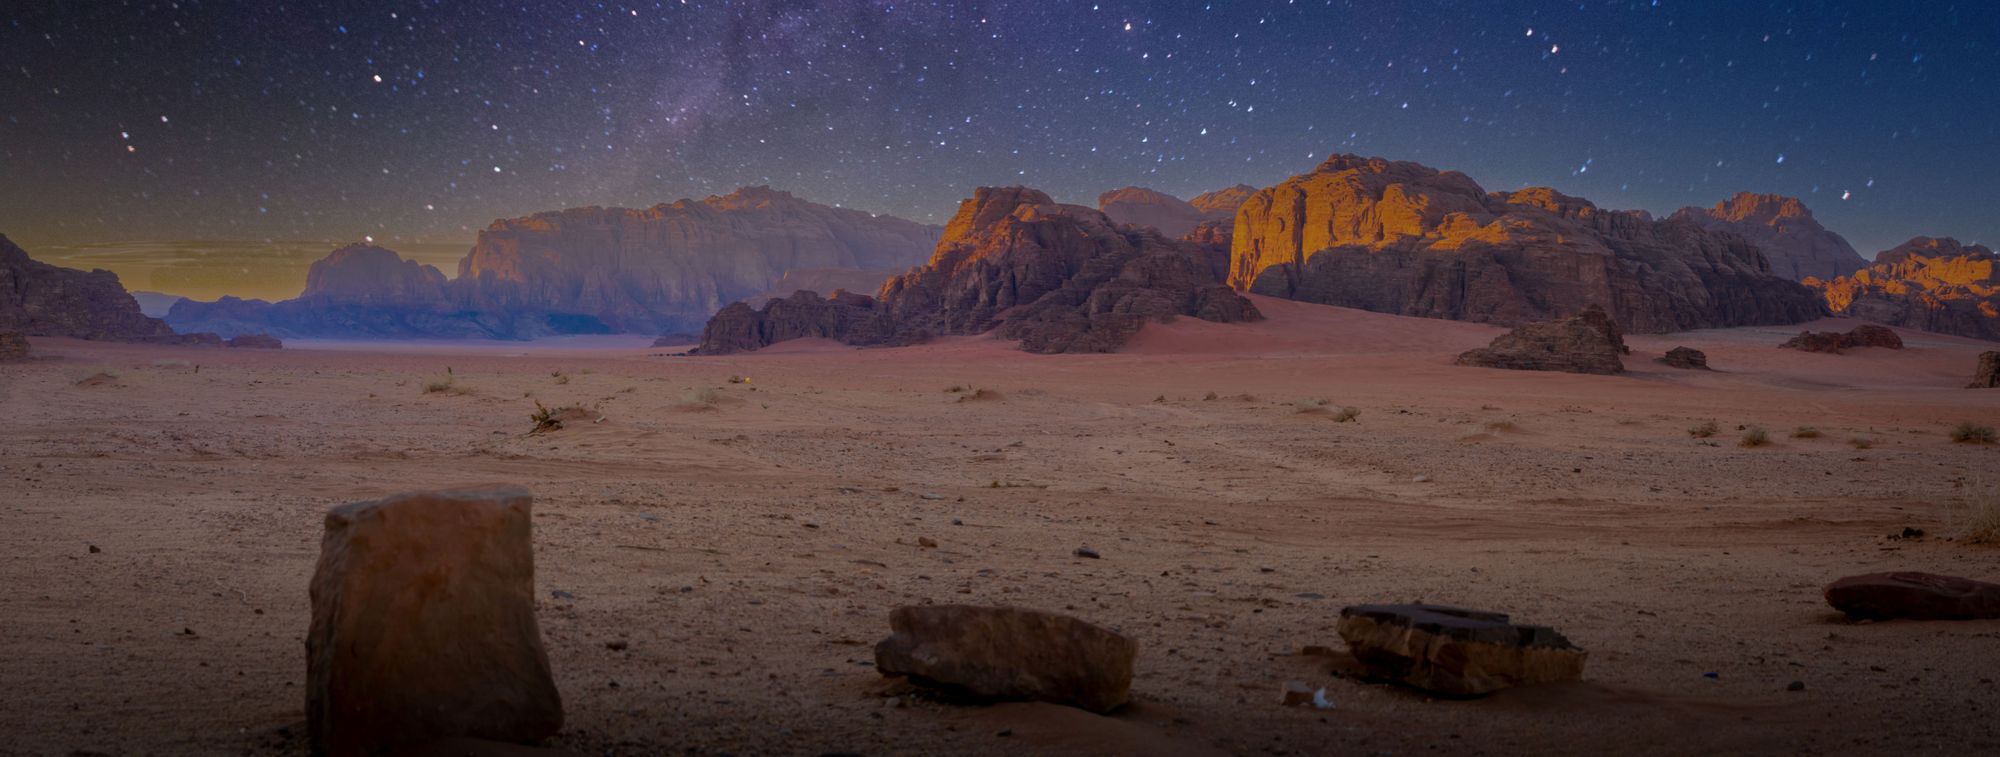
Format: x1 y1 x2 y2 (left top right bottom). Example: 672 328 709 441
3 295 1998 756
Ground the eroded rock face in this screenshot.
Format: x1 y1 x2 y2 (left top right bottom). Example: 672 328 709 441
0 234 181 341
698 186 1260 354
1671 193 1867 281
873 605 1137 713
1803 237 2000 342
1971 351 2000 388
1229 155 1825 333
1098 184 1254 238
307 486 562 756
1659 346 1710 370
0 331 28 361
1454 306 1627 375
697 289 879 355
458 186 938 335
1338 604 1586 697
1189 184 1258 218
226 334 283 349
1825 572 2000 620
1779 324 1904 353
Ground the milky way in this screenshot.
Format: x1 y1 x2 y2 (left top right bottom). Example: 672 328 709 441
3 0 1996 258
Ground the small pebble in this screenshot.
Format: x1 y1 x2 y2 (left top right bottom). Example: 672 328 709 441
1073 546 1101 559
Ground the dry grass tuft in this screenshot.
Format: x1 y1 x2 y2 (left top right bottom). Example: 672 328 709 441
1739 426 1770 448
1790 426 1822 439
1687 420 1719 438
956 388 1004 403
1950 422 1997 444
1848 436 1875 449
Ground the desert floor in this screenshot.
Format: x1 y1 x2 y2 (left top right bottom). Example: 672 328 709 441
4 296 1998 756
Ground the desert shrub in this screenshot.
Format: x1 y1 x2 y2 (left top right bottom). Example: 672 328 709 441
1848 437 1875 449
424 367 469 395
1963 487 2000 544
551 371 570 385
1950 422 1997 444
1332 406 1360 423
531 401 562 433
1739 426 1770 448
727 375 750 385
1484 420 1520 433
1203 391 1219 401
685 387 721 405
1688 420 1720 438
956 388 1003 403
1791 426 1822 439
945 385 965 393
1295 398 1329 414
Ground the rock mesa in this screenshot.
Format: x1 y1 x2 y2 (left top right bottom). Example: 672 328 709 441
1671 193 1867 280
1803 237 2000 342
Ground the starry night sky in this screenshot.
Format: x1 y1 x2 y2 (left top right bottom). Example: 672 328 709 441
3 0 1997 292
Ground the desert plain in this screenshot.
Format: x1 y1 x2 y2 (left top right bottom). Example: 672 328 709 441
3 297 1997 756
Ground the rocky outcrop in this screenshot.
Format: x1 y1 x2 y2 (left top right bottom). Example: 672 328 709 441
698 289 878 354
1659 346 1710 370
308 486 562 756
1 234 182 341
0 331 28 361
457 186 938 336
298 245 451 307
1189 184 1258 218
1779 324 1904 353
1229 155 1826 333
1825 572 2000 620
1972 351 2000 388
226 334 283 349
874 605 1137 713
1802 237 2000 342
699 187 1261 355
1672 193 1867 281
1098 184 1254 239
1454 306 1628 375
1337 604 1587 697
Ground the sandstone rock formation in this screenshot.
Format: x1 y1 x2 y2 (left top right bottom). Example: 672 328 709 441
1659 346 1710 370
1779 324 1904 353
1189 184 1258 218
171 189 940 339
457 186 937 335
0 331 28 361
698 289 878 354
226 334 283 349
1672 193 1867 280
873 605 1137 713
1338 604 1586 697
697 187 1260 355
1802 237 1999 342
1824 572 2000 620
1229 155 1825 332
1 234 182 341
1098 184 1254 239
1453 306 1627 375
1971 351 2000 388
308 486 562 756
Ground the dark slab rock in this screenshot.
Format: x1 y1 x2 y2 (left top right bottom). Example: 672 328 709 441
1971 351 2000 388
1453 306 1627 375
308 486 562 756
1780 324 1904 353
1824 572 2000 620
874 604 1137 713
1337 604 1587 696
1658 346 1710 370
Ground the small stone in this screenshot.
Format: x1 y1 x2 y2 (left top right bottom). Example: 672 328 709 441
1411 475 1431 483
605 640 628 651
917 537 938 549
1337 603 1586 697
1073 546 1101 559
1787 680 1806 692
874 604 1136 713
87 544 101 554
951 518 964 526
550 590 576 600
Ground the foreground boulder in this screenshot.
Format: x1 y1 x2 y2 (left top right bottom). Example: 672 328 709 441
1229 155 1826 332
1453 306 1627 375
873 605 1137 713
1824 572 2000 620
0 331 27 361
226 333 283 349
1779 324 1904 353
1658 346 1710 370
1970 351 1999 388
308 486 562 756
1337 604 1587 697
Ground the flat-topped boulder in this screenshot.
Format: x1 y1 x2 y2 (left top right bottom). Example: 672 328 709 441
1825 572 2000 620
1971 351 2000 388
1658 346 1710 370
874 604 1137 713
307 486 562 756
1453 306 1627 375
1779 324 1904 353
1337 604 1587 696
